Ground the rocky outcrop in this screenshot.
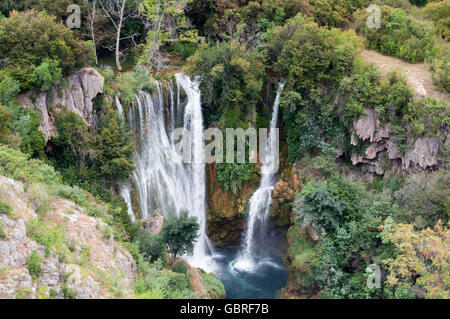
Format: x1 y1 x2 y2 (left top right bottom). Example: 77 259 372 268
0 176 136 299
19 68 104 141
144 213 164 235
270 165 301 226
206 163 259 247
347 108 443 175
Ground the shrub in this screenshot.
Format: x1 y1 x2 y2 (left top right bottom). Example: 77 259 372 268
216 162 255 194
187 40 264 127
30 58 62 91
354 6 437 63
27 183 54 216
171 262 188 274
0 200 12 216
26 251 43 280
25 218 65 256
0 220 6 238
136 230 165 262
268 14 361 90
0 10 87 90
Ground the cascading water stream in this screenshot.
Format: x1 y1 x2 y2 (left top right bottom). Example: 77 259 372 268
116 74 214 271
232 82 285 273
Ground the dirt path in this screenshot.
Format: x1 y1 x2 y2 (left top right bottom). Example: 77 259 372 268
360 50 449 102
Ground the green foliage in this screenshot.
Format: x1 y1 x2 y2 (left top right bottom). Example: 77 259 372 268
0 200 12 216
268 14 361 90
295 182 346 233
187 40 264 127
30 59 62 92
0 75 20 106
381 219 449 298
309 0 368 27
26 251 43 280
216 162 254 194
0 144 60 185
0 104 11 143
161 211 199 263
17 111 46 159
393 171 449 230
0 10 87 90
92 109 134 183
355 6 437 63
198 268 226 299
171 262 188 274
25 218 65 256
116 64 156 108
0 220 5 238
136 229 166 262
423 0 450 40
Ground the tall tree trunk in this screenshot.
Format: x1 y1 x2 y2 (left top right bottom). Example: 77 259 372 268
90 0 98 65
115 0 126 71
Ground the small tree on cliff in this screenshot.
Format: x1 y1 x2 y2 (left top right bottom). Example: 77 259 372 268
161 211 199 264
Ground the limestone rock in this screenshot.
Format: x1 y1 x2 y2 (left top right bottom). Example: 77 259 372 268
145 213 164 235
404 137 440 169
19 68 104 141
347 108 442 174
0 176 136 299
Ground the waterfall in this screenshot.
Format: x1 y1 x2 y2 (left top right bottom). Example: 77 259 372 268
232 82 285 272
116 73 214 270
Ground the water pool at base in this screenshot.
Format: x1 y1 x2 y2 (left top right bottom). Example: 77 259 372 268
210 226 289 299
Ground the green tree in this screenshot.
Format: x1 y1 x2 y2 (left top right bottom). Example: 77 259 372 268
381 219 449 299
0 104 11 143
187 39 264 127
92 108 134 184
0 10 87 90
30 59 62 91
161 211 199 264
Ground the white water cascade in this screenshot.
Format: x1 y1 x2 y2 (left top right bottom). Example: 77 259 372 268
116 73 214 270
232 82 285 272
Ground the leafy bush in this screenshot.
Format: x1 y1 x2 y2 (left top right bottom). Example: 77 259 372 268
0 144 59 184
268 14 361 90
26 251 43 280
295 182 346 233
136 230 165 262
355 6 437 63
0 10 87 90
0 220 5 238
116 64 156 108
171 262 188 274
216 162 255 194
25 218 65 256
393 171 449 229
424 0 450 41
27 183 54 216
187 40 264 127
0 200 12 216
30 58 62 91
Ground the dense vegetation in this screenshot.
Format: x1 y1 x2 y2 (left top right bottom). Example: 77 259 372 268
0 0 449 300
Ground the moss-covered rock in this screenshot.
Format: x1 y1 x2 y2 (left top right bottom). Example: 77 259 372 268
282 224 318 298
198 268 226 299
206 163 259 247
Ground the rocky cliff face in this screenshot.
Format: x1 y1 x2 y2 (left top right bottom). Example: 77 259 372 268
347 108 443 175
19 68 105 141
206 163 259 247
0 176 136 299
